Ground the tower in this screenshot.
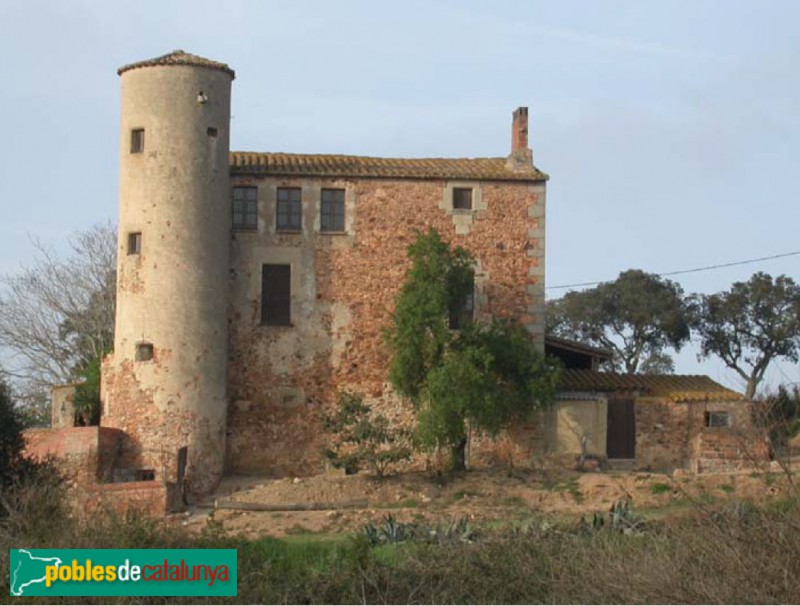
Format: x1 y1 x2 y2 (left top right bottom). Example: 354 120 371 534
102 51 234 496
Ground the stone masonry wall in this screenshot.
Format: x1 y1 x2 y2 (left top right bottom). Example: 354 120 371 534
226 175 545 476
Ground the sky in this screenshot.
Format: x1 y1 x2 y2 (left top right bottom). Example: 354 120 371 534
0 0 798 393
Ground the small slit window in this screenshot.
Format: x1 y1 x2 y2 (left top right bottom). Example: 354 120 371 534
133 469 155 481
207 127 218 137
705 411 732 428
135 342 154 362
453 187 472 210
127 232 142 255
130 128 144 154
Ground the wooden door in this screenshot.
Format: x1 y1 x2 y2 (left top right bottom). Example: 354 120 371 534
606 398 636 459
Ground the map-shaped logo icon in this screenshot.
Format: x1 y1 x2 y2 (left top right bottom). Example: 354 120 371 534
10 549 62 596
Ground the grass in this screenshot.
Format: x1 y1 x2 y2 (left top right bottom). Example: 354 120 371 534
651 482 672 495
5 469 800 604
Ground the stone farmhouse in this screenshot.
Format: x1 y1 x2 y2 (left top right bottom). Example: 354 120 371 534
24 51 767 514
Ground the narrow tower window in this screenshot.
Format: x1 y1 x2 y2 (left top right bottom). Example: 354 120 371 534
321 189 345 232
262 264 291 326
130 128 145 154
135 342 154 362
127 232 142 255
207 127 218 137
276 188 302 232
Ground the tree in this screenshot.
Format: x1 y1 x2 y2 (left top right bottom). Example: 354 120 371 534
0 222 116 423
387 228 560 470
547 269 691 374
0 376 25 488
691 272 800 400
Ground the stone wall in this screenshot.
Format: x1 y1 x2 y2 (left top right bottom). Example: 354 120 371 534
23 426 124 484
687 400 770 473
226 175 545 476
634 398 691 472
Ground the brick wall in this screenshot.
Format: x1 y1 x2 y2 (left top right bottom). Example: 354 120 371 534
23 426 123 484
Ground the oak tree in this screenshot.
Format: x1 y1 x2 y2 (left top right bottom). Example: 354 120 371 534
547 269 691 374
692 272 800 400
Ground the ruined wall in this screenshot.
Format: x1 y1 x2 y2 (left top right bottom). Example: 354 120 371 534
51 384 78 429
226 175 545 476
687 400 770 473
23 427 124 484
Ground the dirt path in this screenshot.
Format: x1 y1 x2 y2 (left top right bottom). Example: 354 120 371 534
181 467 790 538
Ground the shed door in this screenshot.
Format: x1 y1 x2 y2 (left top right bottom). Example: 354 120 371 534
606 397 636 459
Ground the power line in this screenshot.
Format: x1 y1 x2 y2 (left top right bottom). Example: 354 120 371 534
547 250 800 291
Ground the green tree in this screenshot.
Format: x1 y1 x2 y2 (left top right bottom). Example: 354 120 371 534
547 269 691 374
692 272 800 400
72 354 104 426
0 376 25 488
387 229 560 470
387 228 474 402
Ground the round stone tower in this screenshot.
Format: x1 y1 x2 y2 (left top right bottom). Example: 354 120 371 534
102 51 234 497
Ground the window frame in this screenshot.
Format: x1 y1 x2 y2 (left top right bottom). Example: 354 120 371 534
705 411 732 428
130 128 145 154
449 288 475 330
232 186 258 231
320 188 346 233
127 232 142 255
276 187 303 232
452 187 473 210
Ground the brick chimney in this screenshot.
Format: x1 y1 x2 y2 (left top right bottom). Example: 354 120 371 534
507 106 533 170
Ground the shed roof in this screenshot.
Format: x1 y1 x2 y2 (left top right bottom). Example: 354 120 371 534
118 50 236 78
230 152 548 182
558 370 746 402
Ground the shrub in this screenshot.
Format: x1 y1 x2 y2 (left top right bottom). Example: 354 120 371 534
323 392 412 477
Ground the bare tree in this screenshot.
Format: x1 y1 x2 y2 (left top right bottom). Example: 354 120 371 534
0 222 116 420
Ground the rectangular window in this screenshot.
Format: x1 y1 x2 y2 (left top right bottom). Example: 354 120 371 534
135 342 153 362
262 264 291 326
277 187 302 231
453 187 472 210
130 128 145 154
321 189 345 232
449 288 474 330
233 186 258 230
127 232 142 255
705 411 732 428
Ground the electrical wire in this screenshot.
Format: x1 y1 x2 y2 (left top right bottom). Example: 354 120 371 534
547 250 800 291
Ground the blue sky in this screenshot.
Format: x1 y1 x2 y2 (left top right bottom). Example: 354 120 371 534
0 0 798 392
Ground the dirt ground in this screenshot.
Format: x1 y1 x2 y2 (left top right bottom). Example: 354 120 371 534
180 466 792 538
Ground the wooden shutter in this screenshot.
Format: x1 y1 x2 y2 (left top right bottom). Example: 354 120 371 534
262 264 291 325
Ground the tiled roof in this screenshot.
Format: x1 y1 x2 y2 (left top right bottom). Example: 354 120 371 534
118 50 235 78
558 370 746 402
229 152 548 182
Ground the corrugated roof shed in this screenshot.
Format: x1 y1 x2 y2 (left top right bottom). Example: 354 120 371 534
559 370 746 402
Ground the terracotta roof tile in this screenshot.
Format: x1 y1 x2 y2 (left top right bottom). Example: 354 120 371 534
118 50 235 78
558 370 745 402
229 152 548 182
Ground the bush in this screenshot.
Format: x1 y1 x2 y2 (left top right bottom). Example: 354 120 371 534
323 392 412 477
